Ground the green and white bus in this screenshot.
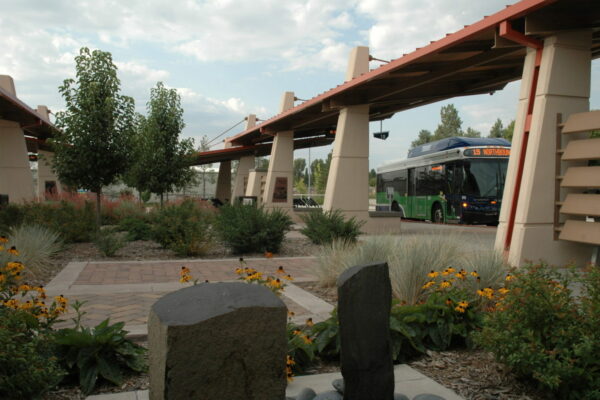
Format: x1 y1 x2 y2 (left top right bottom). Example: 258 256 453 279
376 137 511 225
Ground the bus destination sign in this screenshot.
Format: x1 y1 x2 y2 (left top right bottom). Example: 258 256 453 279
464 147 511 157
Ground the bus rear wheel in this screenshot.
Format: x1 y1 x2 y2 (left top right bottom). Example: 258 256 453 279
432 203 444 224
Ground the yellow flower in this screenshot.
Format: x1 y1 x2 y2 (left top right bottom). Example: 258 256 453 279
0 235 8 243
235 267 244 275
283 274 293 281
441 269 450 276
447 267 456 274
454 306 466 313
7 261 24 273
458 301 469 308
427 271 439 278
19 300 33 310
477 289 485 297
0 274 5 283
498 287 509 295
179 274 191 283
3 299 19 309
445 299 453 306
422 281 435 289
7 246 19 255
292 329 302 335
305 318 314 327
264 251 273 259
276 266 286 275
267 278 282 289
288 311 295 317
301 335 313 344
439 280 451 289
505 274 513 282
470 271 479 277
0 245 3 251
54 295 68 306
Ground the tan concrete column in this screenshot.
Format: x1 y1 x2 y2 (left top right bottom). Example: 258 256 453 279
244 168 268 205
323 46 370 220
262 92 295 212
495 31 592 266
0 75 35 203
35 106 63 199
215 144 232 203
231 114 257 201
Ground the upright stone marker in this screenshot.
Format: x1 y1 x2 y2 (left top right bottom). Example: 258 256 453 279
148 282 287 400
337 262 394 400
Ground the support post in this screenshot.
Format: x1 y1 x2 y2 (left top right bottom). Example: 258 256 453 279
0 75 35 204
495 30 593 266
323 46 370 220
262 92 295 212
35 106 63 199
215 144 232 204
231 114 257 202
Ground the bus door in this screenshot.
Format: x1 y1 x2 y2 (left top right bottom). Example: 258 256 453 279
406 168 416 217
414 167 428 218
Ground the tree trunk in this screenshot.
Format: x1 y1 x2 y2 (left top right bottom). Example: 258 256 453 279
160 193 164 208
95 189 102 229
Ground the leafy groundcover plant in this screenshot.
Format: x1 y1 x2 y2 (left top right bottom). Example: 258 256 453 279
54 303 147 396
475 264 600 399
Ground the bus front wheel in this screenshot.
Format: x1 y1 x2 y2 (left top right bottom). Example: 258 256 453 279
432 203 444 224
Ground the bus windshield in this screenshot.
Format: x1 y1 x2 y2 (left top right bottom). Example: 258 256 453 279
462 159 508 198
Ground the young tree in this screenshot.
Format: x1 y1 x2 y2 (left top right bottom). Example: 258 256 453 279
411 129 433 148
294 158 306 183
139 82 196 206
464 127 481 138
503 120 516 141
53 47 136 227
433 104 463 139
489 118 504 138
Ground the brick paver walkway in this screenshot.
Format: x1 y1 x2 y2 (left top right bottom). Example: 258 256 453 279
75 257 317 285
49 257 322 332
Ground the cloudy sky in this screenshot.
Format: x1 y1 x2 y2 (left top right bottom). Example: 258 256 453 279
2 0 598 169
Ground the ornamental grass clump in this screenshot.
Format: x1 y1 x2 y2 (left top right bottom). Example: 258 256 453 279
475 263 600 399
299 209 364 245
0 224 63 280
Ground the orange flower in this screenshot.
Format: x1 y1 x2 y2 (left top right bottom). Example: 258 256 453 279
264 251 273 258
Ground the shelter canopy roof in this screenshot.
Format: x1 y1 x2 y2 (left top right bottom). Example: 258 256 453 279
0 85 58 140
226 0 600 148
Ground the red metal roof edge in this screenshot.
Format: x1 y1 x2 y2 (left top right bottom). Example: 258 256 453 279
0 84 58 132
227 0 557 144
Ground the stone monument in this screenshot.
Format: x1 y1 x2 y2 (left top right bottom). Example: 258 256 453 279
148 282 287 400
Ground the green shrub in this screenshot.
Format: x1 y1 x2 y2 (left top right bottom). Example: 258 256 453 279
286 322 316 375
94 229 126 257
299 209 364 245
0 224 63 278
118 215 154 241
151 199 215 256
475 264 600 399
0 204 25 234
215 204 292 253
0 308 65 400
55 317 147 395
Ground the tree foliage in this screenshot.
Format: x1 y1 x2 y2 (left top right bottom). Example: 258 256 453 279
434 104 463 139
464 127 481 138
310 151 332 193
411 129 433 148
294 158 306 183
53 47 135 226
132 82 195 205
489 118 504 138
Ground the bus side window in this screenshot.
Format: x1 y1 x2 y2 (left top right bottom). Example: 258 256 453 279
399 169 408 195
408 168 416 196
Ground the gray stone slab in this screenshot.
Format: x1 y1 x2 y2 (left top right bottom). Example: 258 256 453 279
148 282 287 400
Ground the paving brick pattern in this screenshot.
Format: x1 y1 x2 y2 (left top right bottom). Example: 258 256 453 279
55 291 309 330
52 257 318 330
75 258 317 285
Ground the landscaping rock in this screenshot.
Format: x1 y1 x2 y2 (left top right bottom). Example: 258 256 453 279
412 394 446 400
337 262 394 400
148 282 287 400
332 378 344 394
313 390 343 400
295 387 318 400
